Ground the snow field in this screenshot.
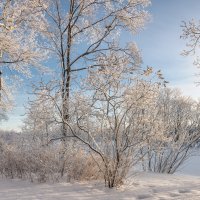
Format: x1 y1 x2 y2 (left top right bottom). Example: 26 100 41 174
0 173 200 200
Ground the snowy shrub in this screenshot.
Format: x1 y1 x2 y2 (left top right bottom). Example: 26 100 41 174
0 138 101 183
140 89 200 174
63 149 102 182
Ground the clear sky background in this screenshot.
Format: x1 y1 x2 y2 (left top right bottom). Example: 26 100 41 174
1 0 200 131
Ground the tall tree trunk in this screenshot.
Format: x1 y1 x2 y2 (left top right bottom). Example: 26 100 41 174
60 0 74 177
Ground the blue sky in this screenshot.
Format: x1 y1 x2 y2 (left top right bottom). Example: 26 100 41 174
134 0 200 96
1 0 200 131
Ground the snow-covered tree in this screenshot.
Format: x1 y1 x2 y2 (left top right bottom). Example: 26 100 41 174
54 47 165 187
23 84 58 146
141 88 200 174
0 78 12 122
181 20 200 67
33 0 151 136
0 0 46 71
0 0 47 117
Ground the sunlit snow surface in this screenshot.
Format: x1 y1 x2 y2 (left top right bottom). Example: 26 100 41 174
0 155 200 200
0 172 200 199
177 154 200 176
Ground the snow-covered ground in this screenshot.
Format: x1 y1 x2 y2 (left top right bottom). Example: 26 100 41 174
177 154 200 176
0 154 200 200
0 172 200 200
